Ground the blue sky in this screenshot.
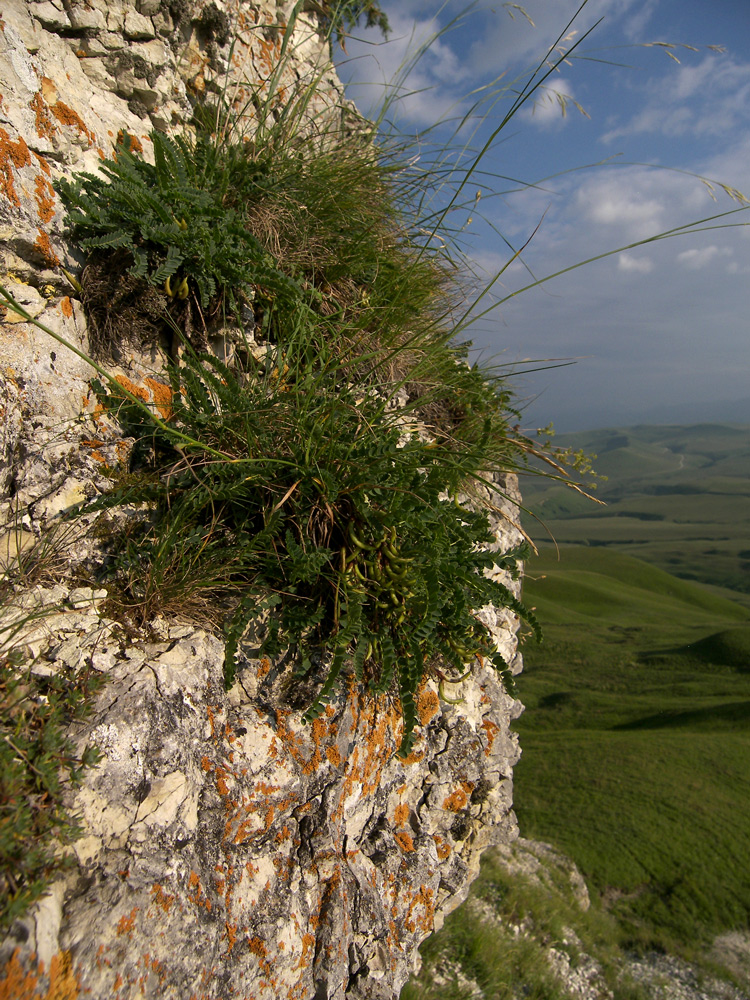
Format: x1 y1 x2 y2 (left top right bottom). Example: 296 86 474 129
334 0 750 431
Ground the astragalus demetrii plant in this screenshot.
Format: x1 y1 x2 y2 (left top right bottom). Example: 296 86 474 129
8 0 745 758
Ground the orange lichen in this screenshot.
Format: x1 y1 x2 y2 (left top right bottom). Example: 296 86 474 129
257 656 272 681
215 766 230 797
149 884 175 914
224 922 238 956
433 834 451 860
143 377 173 419
33 171 55 222
0 128 32 207
116 908 138 936
186 871 212 911
117 129 143 153
325 745 341 767
113 374 149 402
405 885 435 934
60 296 73 318
295 933 316 971
393 803 409 827
247 937 267 958
33 152 51 176
51 102 95 145
394 830 415 853
442 788 468 812
481 717 499 755
34 228 59 266
0 949 41 1000
417 686 440 726
30 93 57 139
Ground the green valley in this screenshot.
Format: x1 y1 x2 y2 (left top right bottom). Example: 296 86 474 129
516 546 750 954
521 423 750 603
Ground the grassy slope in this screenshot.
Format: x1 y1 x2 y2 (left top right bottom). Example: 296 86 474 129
515 545 750 954
520 423 750 602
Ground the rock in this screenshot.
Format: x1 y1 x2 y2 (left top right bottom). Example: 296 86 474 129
1 596 523 998
123 7 156 39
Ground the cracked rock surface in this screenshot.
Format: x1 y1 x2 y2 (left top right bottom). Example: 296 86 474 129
0 532 524 998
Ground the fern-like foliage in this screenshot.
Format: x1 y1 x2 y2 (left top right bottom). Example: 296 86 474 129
55 131 299 315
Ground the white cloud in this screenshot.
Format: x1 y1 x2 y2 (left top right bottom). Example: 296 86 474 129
575 175 667 240
618 253 653 273
601 53 750 143
676 245 732 270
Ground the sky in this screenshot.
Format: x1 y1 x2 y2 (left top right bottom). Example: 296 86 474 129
334 0 750 431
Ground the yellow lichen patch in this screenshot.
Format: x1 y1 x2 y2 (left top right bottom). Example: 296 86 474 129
0 128 32 208
442 788 468 812
416 685 440 726
394 830 414 853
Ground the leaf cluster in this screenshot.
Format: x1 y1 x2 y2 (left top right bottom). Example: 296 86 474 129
57 98 539 756
54 131 297 321
88 326 537 756
308 0 390 45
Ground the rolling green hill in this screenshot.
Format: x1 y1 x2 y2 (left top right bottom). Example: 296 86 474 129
514 545 750 956
404 545 750 999
521 423 750 601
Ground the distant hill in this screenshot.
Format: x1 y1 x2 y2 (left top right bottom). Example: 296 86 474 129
520 423 750 601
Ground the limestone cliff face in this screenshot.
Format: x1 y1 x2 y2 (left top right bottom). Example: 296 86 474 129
0 3 525 997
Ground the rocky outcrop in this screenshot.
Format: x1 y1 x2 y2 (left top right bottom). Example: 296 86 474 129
0 2 526 997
